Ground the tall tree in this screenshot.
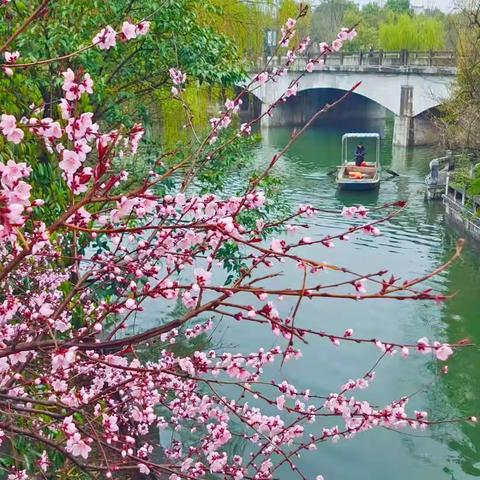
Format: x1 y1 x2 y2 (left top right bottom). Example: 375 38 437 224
343 4 380 50
199 0 272 58
386 0 411 13
311 0 355 43
440 1 480 152
379 13 445 50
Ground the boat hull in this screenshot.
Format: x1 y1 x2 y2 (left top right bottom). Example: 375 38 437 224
336 164 380 191
337 180 380 191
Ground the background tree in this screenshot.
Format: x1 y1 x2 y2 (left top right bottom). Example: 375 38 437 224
310 0 355 43
343 3 381 50
378 13 446 50
306 0 450 52
198 0 272 59
439 0 480 153
386 0 411 14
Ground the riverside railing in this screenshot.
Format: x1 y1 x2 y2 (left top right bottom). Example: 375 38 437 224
252 50 456 71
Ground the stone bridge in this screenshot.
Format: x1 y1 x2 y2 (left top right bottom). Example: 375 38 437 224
247 51 457 146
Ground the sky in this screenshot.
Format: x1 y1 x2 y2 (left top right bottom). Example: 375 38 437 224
355 0 457 12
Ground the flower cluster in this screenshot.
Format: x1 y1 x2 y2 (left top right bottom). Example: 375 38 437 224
280 17 297 47
61 69 93 101
0 160 32 239
169 68 187 96
93 20 149 50
0 114 24 143
2 51 19 76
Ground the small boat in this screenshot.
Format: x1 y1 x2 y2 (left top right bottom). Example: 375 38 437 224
336 132 381 191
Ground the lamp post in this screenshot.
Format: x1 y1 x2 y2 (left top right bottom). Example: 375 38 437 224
265 29 277 63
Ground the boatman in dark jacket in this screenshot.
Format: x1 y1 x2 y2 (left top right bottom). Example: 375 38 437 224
355 143 366 166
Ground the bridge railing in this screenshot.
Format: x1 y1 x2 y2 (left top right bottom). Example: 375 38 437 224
252 50 456 71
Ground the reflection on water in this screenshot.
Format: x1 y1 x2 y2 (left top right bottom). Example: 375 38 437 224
256 124 480 479
143 120 480 479
436 244 480 478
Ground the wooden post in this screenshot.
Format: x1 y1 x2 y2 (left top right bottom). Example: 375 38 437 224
429 50 433 66
340 52 344 65
379 49 384 65
359 51 363 65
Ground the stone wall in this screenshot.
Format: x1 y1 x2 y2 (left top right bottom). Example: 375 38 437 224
413 111 441 146
443 195 480 242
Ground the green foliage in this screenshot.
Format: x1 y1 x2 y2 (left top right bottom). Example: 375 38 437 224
197 130 261 194
469 174 480 198
217 241 248 285
0 0 245 127
279 0 300 24
343 4 379 50
450 155 473 190
199 0 275 58
440 8 480 152
0 0 250 222
309 0 448 52
448 157 480 209
0 420 72 478
379 13 446 50
311 0 356 44
159 84 228 149
385 0 411 14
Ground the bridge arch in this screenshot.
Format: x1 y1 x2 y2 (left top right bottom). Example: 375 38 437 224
251 86 393 128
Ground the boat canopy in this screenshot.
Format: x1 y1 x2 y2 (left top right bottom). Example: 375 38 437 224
341 132 380 167
342 133 380 139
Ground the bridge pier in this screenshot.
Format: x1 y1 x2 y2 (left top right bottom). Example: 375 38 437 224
393 85 414 147
261 103 273 128
393 85 440 146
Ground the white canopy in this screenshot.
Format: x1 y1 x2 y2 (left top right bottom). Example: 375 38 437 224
342 133 380 139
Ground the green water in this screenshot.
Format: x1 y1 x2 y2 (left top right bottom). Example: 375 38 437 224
142 121 480 478
224 123 480 479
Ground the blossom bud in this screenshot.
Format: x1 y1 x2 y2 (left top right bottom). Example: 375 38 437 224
2 67 13 77
125 298 136 309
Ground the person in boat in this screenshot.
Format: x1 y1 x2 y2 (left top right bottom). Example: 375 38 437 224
355 143 366 166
